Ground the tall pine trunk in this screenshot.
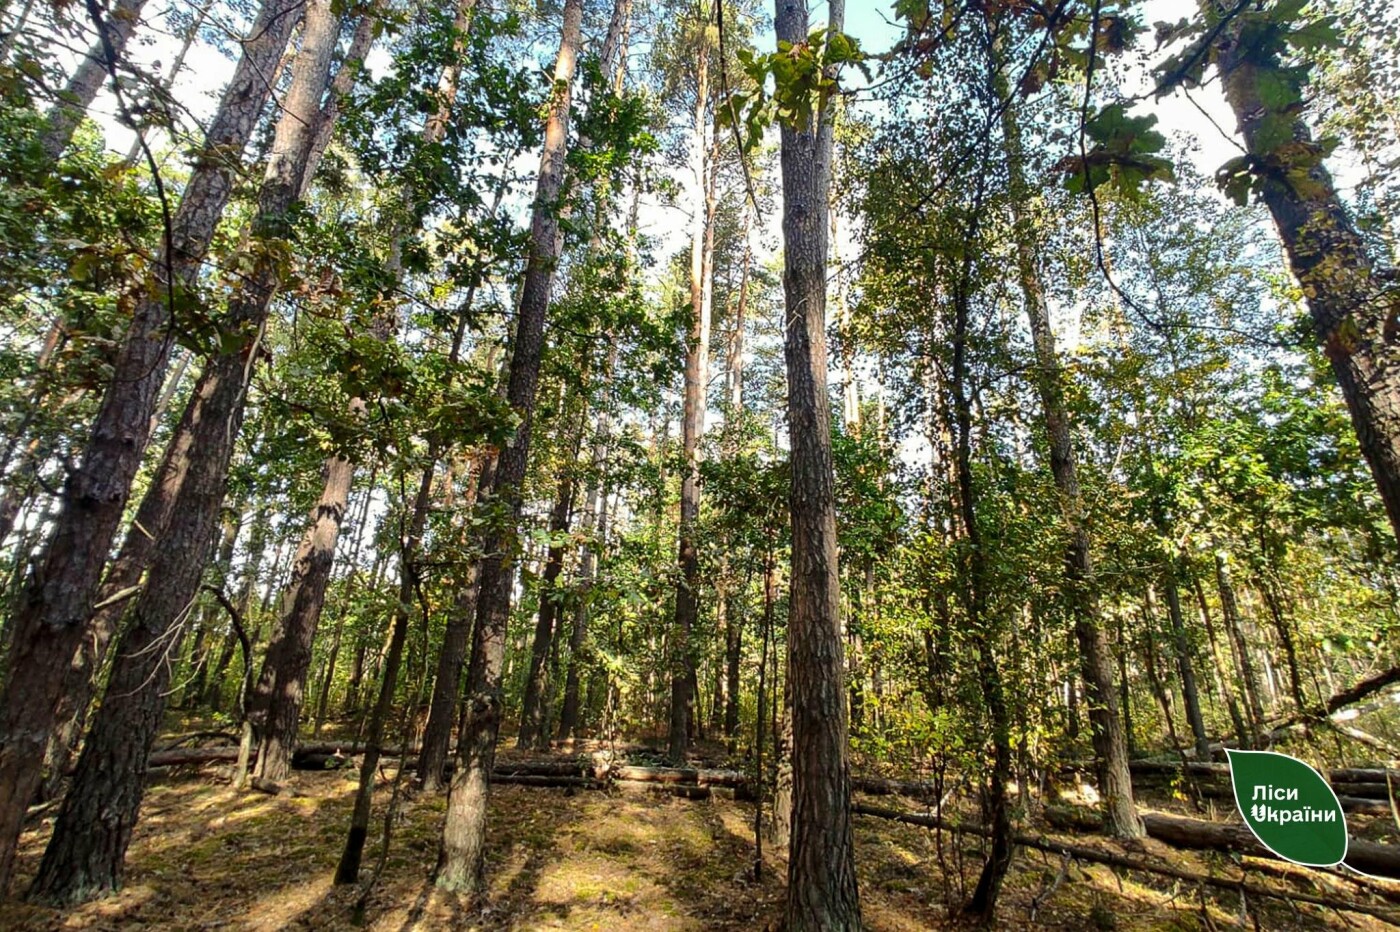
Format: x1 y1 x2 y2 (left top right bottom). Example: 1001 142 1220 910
39 0 150 160
435 0 582 896
417 455 489 792
242 11 379 783
249 458 355 781
773 0 861 927
26 1 341 901
0 0 303 891
1216 23 1400 546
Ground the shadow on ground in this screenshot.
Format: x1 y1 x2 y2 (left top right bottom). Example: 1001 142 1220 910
0 756 1388 931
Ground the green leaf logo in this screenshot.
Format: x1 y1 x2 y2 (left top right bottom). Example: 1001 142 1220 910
1226 749 1348 867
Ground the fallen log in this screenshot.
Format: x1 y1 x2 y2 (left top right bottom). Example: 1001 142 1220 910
1339 795 1396 816
1140 780 1392 814
1331 768 1400 785
143 744 421 770
1043 805 1400 878
250 777 282 796
494 760 598 778
610 765 747 786
154 731 240 752
855 803 1400 923
147 747 240 767
1266 665 1400 734
492 774 601 790
144 741 951 802
1086 759 1400 794
1140 812 1400 879
611 779 754 801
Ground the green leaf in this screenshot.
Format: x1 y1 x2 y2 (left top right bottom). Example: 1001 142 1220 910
1227 749 1348 867
1254 68 1301 112
1288 15 1342 51
1252 111 1297 155
1215 155 1256 206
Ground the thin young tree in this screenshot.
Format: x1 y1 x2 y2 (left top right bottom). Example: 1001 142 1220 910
668 1 716 761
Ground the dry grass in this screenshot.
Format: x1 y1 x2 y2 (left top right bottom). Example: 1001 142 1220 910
0 756 1394 931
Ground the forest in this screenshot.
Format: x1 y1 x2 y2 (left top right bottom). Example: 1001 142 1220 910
0 0 1399 927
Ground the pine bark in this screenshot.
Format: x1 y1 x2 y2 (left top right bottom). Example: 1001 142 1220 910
417 456 489 792
0 0 302 892
40 0 150 160
25 2 341 902
435 0 582 897
250 458 355 782
1217 28 1400 546
773 0 861 927
39 355 202 795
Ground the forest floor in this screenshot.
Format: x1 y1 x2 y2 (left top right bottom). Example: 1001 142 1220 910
3 736 1399 930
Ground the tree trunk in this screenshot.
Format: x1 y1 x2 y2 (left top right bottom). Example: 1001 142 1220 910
40 0 150 160
335 466 433 883
1117 612 1136 757
417 456 489 792
993 36 1141 838
761 545 792 849
1216 28 1400 547
559 416 609 741
773 0 861 927
250 457 355 782
39 356 207 797
1163 565 1211 759
0 0 302 891
1215 550 1265 735
394 0 505 790
312 478 375 735
1194 576 1250 747
668 7 715 761
721 233 749 743
25 2 340 902
434 0 582 899
119 0 214 166
518 431 581 749
1257 573 1307 713
244 6 380 782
